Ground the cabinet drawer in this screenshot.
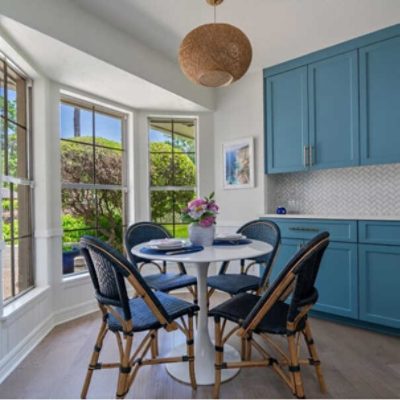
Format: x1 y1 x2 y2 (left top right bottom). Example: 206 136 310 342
359 220 400 246
266 218 357 242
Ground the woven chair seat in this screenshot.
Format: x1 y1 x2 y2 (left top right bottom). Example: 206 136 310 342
207 274 260 295
209 292 305 335
144 272 197 292
108 291 199 333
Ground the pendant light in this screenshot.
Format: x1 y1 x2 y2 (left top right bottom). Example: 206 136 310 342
179 0 252 87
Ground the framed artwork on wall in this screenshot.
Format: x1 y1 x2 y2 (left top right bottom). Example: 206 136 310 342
223 137 254 189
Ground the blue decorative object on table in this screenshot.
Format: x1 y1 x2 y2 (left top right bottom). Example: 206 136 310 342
276 206 287 215
140 245 204 256
213 239 252 245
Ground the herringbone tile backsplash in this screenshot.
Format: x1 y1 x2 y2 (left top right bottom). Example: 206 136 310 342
268 163 400 216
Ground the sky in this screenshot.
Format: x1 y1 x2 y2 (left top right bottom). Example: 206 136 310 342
60 103 122 143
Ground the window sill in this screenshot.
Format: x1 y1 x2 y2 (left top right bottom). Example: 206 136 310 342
62 272 91 288
1 285 51 323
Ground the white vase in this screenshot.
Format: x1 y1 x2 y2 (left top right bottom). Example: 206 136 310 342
189 223 215 247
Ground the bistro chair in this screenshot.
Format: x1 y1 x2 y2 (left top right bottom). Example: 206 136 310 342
210 232 330 399
207 220 280 299
80 236 199 399
125 222 197 304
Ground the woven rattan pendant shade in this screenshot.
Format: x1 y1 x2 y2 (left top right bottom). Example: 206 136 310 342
179 3 252 87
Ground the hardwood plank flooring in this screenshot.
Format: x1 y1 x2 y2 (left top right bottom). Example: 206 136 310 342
0 293 399 399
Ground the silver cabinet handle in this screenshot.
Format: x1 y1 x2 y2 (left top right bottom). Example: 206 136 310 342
303 146 309 167
309 145 314 166
289 227 320 232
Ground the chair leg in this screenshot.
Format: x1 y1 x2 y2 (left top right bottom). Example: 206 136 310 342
213 316 223 399
287 333 305 399
187 314 197 390
207 288 215 308
246 332 252 361
241 336 246 360
116 333 133 399
303 321 327 394
81 320 108 399
151 330 159 358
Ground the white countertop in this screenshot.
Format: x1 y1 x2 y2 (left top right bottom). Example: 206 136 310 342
261 214 400 221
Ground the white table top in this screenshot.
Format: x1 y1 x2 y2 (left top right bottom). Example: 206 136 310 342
131 239 273 263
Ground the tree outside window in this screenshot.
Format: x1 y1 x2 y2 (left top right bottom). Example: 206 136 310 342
149 118 197 237
60 100 126 275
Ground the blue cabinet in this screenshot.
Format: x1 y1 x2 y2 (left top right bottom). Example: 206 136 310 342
269 237 358 318
308 51 359 169
270 238 301 282
313 242 358 318
263 217 400 332
265 67 308 173
264 24 400 174
359 244 400 329
360 36 400 165
272 218 357 242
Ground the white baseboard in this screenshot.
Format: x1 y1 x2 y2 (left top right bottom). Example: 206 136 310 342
0 314 54 384
0 300 99 384
53 299 98 326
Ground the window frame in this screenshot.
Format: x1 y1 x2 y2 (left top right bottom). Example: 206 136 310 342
60 96 128 276
1 52 35 304
148 117 198 237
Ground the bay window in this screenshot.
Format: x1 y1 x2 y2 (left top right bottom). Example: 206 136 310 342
60 98 127 275
1 54 34 302
148 118 197 237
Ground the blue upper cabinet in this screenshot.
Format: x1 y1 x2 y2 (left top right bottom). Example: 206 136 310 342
360 36 400 165
265 67 308 173
308 51 359 169
264 24 400 174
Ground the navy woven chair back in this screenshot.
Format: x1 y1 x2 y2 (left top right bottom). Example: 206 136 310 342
125 221 170 265
288 232 329 322
237 220 280 281
242 232 330 329
80 235 170 323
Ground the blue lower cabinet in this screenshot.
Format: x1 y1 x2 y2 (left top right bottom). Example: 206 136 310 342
270 240 358 318
359 244 400 329
314 242 358 318
269 238 301 282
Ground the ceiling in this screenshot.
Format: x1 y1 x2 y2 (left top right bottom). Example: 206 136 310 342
1 0 400 112
74 0 400 72
0 15 208 112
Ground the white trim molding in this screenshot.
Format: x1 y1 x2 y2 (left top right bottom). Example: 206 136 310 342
34 228 63 239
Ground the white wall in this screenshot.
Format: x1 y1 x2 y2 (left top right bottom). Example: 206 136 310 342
213 71 268 229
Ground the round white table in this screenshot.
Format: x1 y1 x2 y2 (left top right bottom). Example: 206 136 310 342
131 240 273 385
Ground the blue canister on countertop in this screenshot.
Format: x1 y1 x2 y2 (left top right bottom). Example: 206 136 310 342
276 206 287 215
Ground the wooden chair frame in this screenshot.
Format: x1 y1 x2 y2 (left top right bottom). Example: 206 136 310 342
213 237 329 399
80 241 197 399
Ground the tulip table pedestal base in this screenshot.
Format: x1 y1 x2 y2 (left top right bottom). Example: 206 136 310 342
166 261 240 385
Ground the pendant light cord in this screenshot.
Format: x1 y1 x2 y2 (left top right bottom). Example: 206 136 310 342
214 3 216 23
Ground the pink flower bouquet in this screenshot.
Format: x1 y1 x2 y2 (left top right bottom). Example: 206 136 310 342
181 192 219 227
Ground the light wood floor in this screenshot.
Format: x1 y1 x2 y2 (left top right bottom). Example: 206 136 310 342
1 293 399 399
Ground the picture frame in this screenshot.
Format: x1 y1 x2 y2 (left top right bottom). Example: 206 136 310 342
223 137 254 189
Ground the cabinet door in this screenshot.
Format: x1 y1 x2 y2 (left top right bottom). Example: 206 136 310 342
265 67 308 173
360 36 400 165
359 244 400 328
268 238 302 283
313 242 358 318
308 51 359 169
